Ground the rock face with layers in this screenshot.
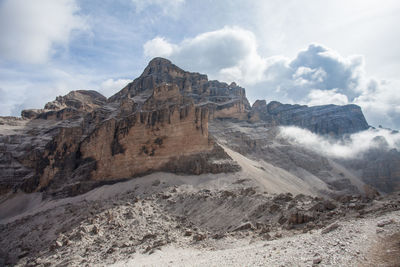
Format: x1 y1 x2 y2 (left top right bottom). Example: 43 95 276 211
1 57 397 198
0 59 241 197
21 90 107 120
79 86 212 181
109 57 251 120
249 100 369 135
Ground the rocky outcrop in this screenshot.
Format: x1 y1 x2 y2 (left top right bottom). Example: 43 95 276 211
0 57 390 197
0 59 242 196
109 57 251 120
340 148 400 193
249 100 369 135
21 90 107 120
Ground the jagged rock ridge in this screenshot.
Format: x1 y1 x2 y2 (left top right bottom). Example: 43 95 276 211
109 57 251 120
1 57 397 197
21 90 107 120
1 58 247 196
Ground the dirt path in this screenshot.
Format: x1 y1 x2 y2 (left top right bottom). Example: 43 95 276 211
365 232 400 267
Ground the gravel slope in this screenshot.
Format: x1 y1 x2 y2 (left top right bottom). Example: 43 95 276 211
113 210 400 267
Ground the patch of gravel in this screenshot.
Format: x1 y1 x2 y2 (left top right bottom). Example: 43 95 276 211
114 210 400 267
0 183 399 267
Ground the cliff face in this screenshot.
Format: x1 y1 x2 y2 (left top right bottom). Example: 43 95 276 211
340 148 400 193
79 95 211 182
0 59 241 197
109 58 251 120
1 57 395 197
249 100 369 135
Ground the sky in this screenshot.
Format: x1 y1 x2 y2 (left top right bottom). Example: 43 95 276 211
0 0 399 129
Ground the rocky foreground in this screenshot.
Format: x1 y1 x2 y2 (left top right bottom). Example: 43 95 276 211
0 174 399 266
1 57 400 266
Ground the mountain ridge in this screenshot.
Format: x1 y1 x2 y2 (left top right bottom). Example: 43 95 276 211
0 57 396 198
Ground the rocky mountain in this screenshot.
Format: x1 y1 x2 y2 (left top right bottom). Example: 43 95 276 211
1 58 252 197
1 57 400 267
249 100 369 135
21 90 107 120
109 57 251 120
0 57 398 199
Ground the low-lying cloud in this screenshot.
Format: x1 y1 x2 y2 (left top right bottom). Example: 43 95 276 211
279 126 400 159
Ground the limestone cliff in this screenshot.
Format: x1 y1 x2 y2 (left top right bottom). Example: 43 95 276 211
1 57 396 198
249 100 369 135
109 58 251 120
0 59 241 197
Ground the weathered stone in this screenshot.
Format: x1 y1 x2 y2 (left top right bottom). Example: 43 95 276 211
321 223 340 234
193 233 206 241
377 219 394 227
313 257 322 265
249 100 369 136
288 211 314 225
232 222 255 232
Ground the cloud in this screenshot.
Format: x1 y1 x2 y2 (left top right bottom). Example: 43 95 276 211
0 86 26 116
144 37 176 58
143 26 266 84
290 44 364 98
143 29 400 129
143 30 364 94
0 66 105 116
0 66 133 116
354 79 400 129
0 81 73 116
306 89 349 106
0 0 87 64
131 0 185 17
259 44 400 129
257 44 365 103
279 126 400 159
99 78 131 97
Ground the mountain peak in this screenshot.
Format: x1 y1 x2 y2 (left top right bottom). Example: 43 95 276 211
141 57 184 77
148 57 172 65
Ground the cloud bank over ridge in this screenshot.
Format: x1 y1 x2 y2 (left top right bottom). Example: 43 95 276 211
279 126 400 159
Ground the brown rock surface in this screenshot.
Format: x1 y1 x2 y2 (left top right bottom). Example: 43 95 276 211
1 57 399 197
109 57 251 120
0 59 241 196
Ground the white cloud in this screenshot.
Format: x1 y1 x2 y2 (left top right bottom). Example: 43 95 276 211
131 0 184 16
354 79 400 129
0 67 105 116
279 126 400 159
0 0 87 64
258 44 366 103
143 26 266 84
144 37 176 58
143 29 400 129
99 78 131 97
306 89 349 106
